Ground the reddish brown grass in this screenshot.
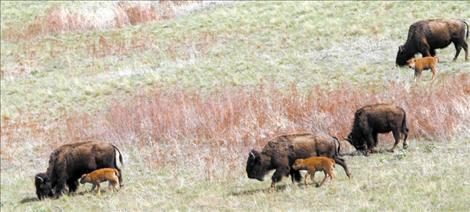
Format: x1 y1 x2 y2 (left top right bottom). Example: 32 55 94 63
2 1 203 42
1 74 469 179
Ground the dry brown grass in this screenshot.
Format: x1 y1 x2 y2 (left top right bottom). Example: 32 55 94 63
2 1 203 42
2 74 469 179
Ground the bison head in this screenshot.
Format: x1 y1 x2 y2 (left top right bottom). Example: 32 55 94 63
79 174 87 184
346 134 367 152
34 173 53 200
396 45 413 66
292 159 304 170
246 150 270 181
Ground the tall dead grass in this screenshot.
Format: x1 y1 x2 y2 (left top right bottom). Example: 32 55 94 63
2 1 213 41
1 74 469 179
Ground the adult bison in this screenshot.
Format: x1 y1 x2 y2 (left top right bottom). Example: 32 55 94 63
396 19 468 66
246 133 351 191
34 140 123 199
347 104 409 155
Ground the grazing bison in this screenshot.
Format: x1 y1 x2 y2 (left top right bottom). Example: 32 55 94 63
396 19 468 66
347 104 409 155
246 133 351 191
35 140 123 198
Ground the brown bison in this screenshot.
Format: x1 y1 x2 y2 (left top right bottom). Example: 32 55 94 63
34 140 123 198
396 19 468 66
347 104 409 155
246 133 351 191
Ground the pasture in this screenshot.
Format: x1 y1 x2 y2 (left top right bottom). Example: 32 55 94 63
1 1 470 211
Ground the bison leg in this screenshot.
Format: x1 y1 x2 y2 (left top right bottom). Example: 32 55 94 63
333 157 351 179
389 129 401 152
310 171 316 185
66 179 79 194
414 69 422 82
290 169 302 184
270 166 289 191
370 132 379 153
453 42 463 61
329 168 335 180
402 130 409 149
365 132 376 152
317 171 329 187
116 168 124 187
419 42 431 57
90 184 96 192
53 179 67 198
462 41 468 61
430 65 437 81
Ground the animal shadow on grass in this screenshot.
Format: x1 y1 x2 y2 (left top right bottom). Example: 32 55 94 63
19 197 38 204
230 184 288 196
19 190 107 204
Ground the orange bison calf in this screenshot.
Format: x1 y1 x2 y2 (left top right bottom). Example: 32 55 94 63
80 168 120 195
407 56 439 82
292 156 335 187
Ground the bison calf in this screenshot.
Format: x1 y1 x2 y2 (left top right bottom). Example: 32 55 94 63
80 168 120 195
407 56 439 82
292 156 335 187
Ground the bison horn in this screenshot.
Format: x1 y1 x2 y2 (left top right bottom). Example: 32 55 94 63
249 151 256 159
36 176 44 182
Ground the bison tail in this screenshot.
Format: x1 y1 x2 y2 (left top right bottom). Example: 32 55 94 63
332 136 343 157
112 145 124 169
402 112 409 134
466 20 469 40
462 19 469 40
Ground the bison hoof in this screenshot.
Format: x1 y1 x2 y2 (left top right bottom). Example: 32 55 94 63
315 183 320 187
403 144 409 149
387 149 395 153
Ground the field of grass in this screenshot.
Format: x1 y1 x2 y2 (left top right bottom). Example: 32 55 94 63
2 139 470 211
1 1 470 211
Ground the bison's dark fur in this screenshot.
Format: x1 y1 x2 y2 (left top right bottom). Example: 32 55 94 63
246 133 351 190
396 19 468 66
35 140 123 198
34 172 53 200
347 104 409 155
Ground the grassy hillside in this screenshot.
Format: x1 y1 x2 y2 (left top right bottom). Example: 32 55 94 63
1 1 470 211
1 1 469 121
